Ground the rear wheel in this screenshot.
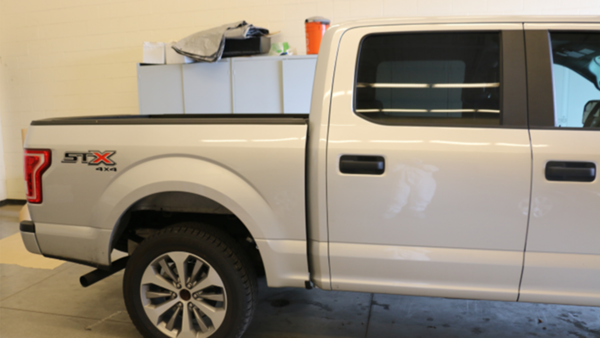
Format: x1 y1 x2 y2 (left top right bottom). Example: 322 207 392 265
123 223 257 338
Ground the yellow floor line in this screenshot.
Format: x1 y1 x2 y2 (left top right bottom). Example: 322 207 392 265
0 233 64 269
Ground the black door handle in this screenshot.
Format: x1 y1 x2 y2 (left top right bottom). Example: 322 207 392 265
340 155 385 175
545 161 596 182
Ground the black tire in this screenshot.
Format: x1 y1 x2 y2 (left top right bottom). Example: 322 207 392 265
123 222 257 338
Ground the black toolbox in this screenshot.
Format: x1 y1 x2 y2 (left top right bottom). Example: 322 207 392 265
223 36 271 57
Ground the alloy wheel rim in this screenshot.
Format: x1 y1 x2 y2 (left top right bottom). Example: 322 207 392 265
140 251 227 338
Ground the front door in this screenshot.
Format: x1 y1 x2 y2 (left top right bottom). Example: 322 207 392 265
519 24 600 307
326 23 532 301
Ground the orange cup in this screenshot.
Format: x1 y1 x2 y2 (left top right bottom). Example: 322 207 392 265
305 17 330 55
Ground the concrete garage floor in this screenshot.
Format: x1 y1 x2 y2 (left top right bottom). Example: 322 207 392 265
1 205 599 338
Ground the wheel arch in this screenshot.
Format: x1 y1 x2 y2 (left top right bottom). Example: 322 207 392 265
109 191 237 250
110 190 268 279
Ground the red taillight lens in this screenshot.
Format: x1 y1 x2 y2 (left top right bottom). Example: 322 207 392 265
24 149 51 204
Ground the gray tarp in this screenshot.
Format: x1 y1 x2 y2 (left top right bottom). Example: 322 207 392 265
172 21 268 63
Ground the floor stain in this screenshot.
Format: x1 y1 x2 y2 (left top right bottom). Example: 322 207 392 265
303 301 333 312
372 300 390 310
559 315 600 337
568 331 586 338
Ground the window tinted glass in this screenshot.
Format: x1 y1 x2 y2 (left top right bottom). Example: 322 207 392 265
355 32 501 126
551 32 600 128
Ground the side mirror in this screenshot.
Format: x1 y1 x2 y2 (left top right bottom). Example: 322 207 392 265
583 100 600 127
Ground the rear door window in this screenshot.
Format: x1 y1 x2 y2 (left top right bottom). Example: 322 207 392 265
354 32 501 126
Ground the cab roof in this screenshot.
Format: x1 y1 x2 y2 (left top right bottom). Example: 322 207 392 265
333 15 600 30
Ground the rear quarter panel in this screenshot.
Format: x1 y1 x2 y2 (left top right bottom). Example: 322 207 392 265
25 123 308 286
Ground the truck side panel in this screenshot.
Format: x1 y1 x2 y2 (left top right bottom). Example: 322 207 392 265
26 123 309 287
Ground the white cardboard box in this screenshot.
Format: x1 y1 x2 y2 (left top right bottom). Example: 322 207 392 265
143 42 166 64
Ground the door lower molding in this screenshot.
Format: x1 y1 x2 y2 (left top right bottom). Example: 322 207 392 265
519 251 600 307
329 242 522 301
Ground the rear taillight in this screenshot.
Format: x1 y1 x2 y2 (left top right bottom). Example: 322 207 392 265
24 149 51 204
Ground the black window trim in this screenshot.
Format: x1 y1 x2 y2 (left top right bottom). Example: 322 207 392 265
352 30 529 129
525 30 556 129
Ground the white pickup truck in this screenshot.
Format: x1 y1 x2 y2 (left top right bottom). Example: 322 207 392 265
20 16 600 338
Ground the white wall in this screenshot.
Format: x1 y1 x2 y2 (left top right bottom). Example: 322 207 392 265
0 8 10 201
0 0 599 199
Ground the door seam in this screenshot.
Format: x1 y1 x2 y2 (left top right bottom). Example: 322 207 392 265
517 23 534 302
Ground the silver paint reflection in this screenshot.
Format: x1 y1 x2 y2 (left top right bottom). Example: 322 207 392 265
384 159 438 219
531 197 552 218
518 197 553 218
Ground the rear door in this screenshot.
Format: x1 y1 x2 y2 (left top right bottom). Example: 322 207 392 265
519 24 600 307
326 23 532 301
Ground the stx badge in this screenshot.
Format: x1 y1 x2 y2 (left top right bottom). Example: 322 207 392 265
62 151 117 171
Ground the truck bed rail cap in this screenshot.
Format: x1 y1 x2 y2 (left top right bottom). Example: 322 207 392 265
31 114 309 126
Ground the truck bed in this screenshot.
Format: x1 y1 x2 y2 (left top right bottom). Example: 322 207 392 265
25 114 309 281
